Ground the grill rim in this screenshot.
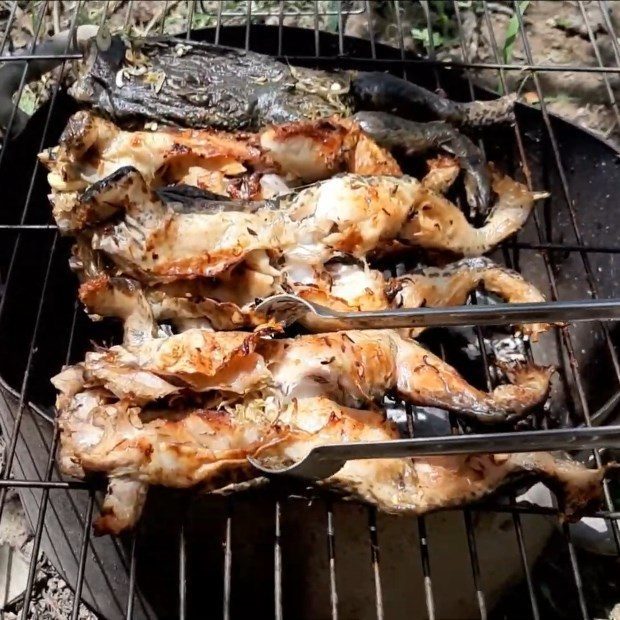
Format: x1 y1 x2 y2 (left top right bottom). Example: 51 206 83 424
0 1 618 618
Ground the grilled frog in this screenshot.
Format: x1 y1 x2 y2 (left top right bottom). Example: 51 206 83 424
54 167 540 279
62 327 553 424
76 257 551 341
70 34 514 132
51 385 611 535
2 30 516 211
39 109 487 210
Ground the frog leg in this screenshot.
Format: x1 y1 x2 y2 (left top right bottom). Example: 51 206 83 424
351 71 515 129
353 110 491 215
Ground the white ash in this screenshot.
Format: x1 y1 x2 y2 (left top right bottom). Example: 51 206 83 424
3 557 97 620
0 438 30 559
0 491 31 556
0 440 98 619
489 334 528 363
463 332 528 364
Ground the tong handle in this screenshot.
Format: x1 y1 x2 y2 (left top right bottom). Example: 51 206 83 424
250 426 620 480
311 298 620 330
314 426 620 460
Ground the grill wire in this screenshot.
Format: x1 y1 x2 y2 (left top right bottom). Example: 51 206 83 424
0 1 619 618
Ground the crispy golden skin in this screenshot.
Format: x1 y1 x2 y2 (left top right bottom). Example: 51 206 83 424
52 385 612 536
59 328 552 423
38 110 401 206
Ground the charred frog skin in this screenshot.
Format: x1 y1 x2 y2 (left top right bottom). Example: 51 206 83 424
70 35 354 131
0 32 513 212
353 111 491 211
70 35 513 132
66 35 513 213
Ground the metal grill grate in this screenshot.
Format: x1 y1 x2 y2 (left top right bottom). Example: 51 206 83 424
0 1 619 618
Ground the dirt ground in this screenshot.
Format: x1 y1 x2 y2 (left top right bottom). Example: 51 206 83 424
0 1 619 618
443 0 620 146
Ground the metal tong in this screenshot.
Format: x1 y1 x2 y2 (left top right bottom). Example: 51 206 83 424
249 295 620 479
255 295 620 332
248 426 620 479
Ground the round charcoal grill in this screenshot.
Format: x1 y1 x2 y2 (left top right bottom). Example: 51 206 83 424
0 2 619 619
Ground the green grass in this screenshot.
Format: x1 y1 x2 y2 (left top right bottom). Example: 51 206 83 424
502 0 530 64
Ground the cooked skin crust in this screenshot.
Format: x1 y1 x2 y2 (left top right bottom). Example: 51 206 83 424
385 256 548 339
70 35 516 132
78 275 160 346
79 273 271 335
52 388 611 535
78 256 550 341
78 326 278 404
58 328 552 423
38 111 401 208
59 168 540 285
96 477 148 536
39 109 494 215
87 169 292 280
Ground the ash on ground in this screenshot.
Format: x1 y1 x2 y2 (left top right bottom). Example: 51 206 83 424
3 556 96 620
0 438 96 619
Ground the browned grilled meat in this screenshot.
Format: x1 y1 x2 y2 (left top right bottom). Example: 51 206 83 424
77 255 550 341
38 110 401 202
53 167 540 289
58 328 552 423
51 380 611 535
39 109 493 210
